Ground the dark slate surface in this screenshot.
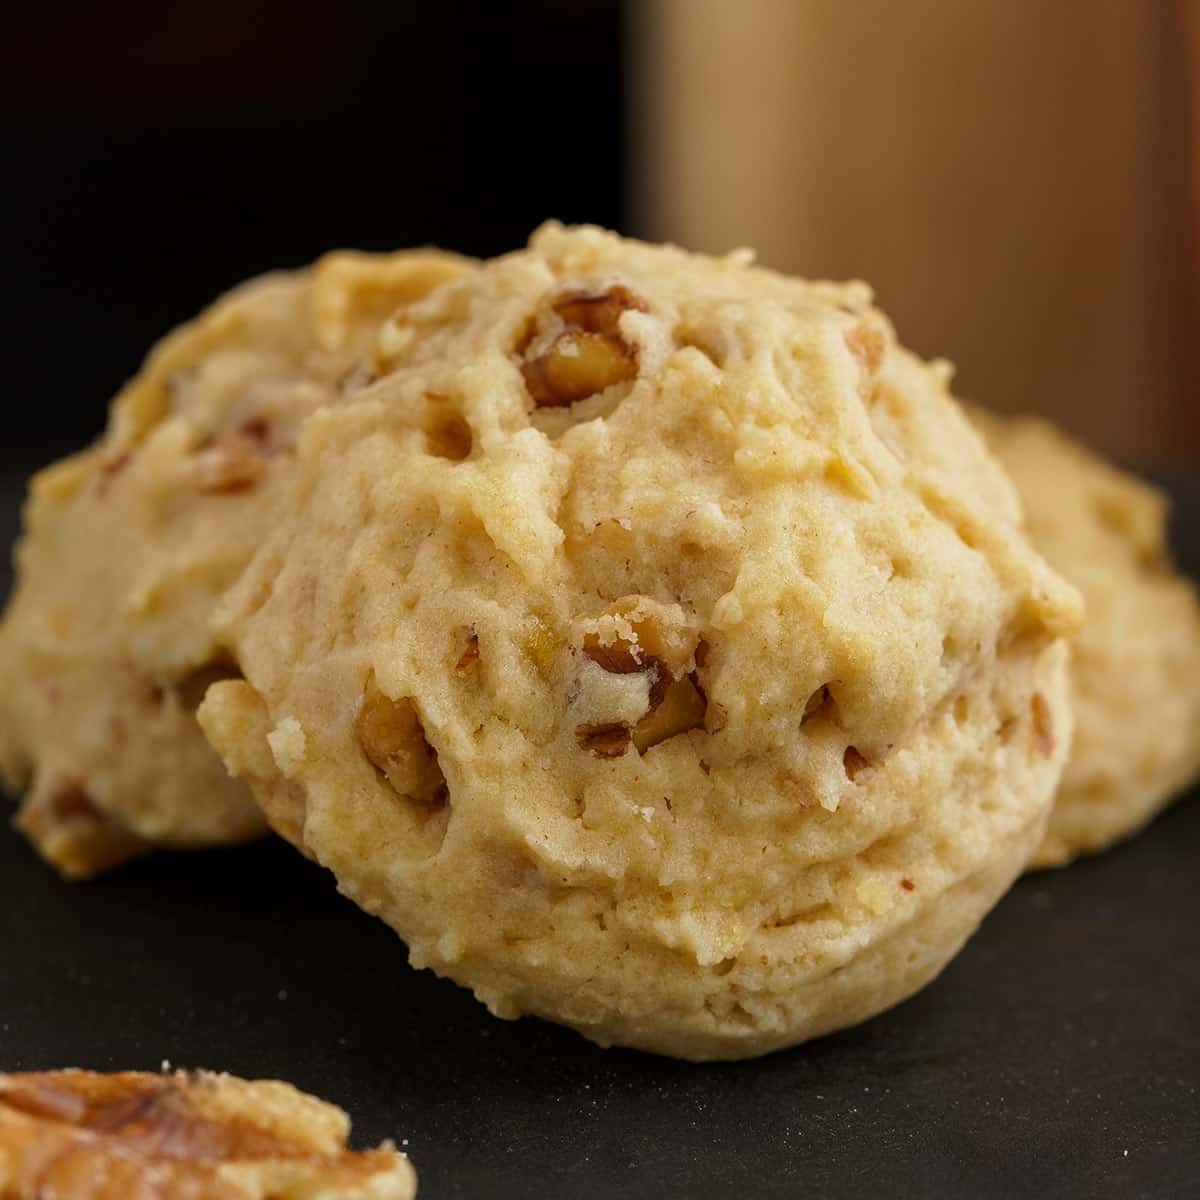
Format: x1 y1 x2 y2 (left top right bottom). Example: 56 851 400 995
1 448 1197 1199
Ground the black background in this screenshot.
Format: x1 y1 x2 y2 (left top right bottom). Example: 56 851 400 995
2 1 624 458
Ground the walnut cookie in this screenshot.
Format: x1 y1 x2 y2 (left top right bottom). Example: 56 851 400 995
0 249 471 878
0 1069 416 1198
199 224 1083 1060
972 410 1200 868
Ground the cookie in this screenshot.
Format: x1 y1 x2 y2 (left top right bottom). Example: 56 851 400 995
0 250 469 877
199 224 1082 1059
0 1069 415 1198
972 411 1200 867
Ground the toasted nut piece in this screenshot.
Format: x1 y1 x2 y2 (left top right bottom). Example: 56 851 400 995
1031 691 1055 757
552 285 648 334
576 722 633 758
522 285 647 407
633 673 707 753
356 684 446 806
577 597 708 751
0 1068 416 1199
522 331 636 407
580 596 699 678
583 634 643 676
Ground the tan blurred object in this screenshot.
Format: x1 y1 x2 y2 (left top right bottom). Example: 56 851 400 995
634 0 1198 467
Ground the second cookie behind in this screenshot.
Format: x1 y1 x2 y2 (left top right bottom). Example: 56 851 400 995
974 411 1200 868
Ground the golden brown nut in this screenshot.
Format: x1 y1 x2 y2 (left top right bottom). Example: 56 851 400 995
521 285 646 407
355 683 447 806
0 1069 416 1199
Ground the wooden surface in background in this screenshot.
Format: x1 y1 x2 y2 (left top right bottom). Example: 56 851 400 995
633 0 1198 468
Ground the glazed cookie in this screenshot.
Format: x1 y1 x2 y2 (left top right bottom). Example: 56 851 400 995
200 225 1081 1059
0 249 470 878
0 1069 416 1198
973 411 1200 867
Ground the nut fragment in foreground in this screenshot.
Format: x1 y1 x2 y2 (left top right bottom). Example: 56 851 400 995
0 1069 416 1199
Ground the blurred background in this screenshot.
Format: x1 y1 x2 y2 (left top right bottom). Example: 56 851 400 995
4 0 1199 468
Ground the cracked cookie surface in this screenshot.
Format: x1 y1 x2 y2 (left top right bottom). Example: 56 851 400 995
200 224 1082 1059
0 250 469 877
974 410 1200 867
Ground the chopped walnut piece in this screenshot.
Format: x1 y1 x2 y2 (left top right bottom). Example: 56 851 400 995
576 722 633 758
553 285 648 333
575 597 710 752
843 746 870 780
356 683 446 806
580 595 698 678
1031 692 1055 757
0 1069 416 1199
522 331 637 407
583 634 643 676
633 673 707 753
522 285 647 407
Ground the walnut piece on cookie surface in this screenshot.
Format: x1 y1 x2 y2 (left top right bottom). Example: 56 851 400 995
972 409 1200 867
0 248 471 879
201 224 1083 1060
0 1069 416 1199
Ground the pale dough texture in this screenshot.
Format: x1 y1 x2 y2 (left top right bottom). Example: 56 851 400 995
0 1068 416 1198
973 411 1200 867
0 250 469 877
201 225 1082 1059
